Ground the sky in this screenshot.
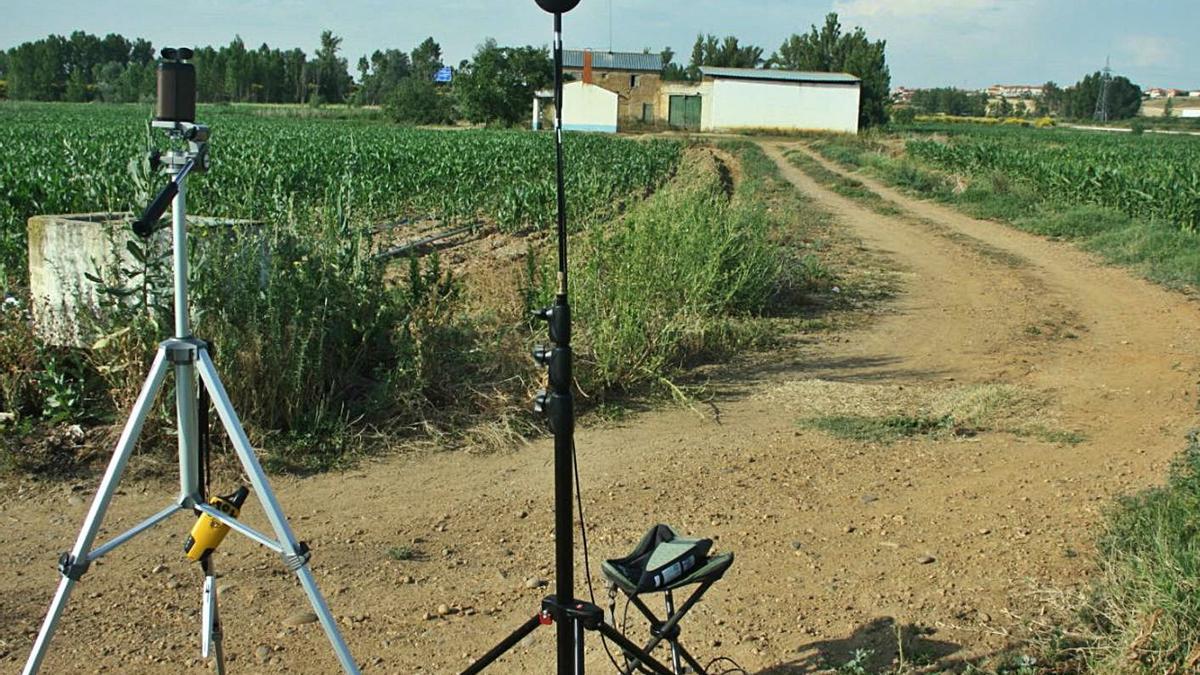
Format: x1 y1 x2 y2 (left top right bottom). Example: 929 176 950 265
1 0 1195 89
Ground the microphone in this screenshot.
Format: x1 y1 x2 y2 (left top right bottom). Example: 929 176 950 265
534 0 581 13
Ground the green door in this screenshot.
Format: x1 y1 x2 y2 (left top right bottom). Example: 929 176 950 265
669 95 702 130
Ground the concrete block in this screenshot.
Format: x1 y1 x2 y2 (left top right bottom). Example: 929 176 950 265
27 212 258 347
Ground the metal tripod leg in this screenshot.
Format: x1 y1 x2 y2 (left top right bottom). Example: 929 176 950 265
196 349 360 674
664 591 682 675
201 558 227 675
22 349 172 675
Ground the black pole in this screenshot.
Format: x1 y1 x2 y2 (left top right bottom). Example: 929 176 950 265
553 12 569 296
461 5 582 672
549 12 576 675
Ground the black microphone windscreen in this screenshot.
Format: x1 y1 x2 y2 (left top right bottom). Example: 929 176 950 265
535 0 581 13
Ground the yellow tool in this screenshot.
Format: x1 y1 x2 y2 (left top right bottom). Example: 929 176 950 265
184 487 249 562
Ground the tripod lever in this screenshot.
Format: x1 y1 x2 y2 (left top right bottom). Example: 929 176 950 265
133 156 196 237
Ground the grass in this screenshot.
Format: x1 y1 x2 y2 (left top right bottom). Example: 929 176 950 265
3 131 844 475
799 384 1084 447
783 149 903 216
801 414 953 443
1076 431 1200 672
386 545 426 561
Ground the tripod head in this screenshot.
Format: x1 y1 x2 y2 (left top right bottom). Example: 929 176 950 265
134 48 209 238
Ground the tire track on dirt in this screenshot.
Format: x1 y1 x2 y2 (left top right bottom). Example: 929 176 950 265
785 142 1200 449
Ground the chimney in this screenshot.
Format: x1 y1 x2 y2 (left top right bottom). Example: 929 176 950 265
583 50 593 84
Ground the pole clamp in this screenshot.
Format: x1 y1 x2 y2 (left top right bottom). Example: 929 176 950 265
57 552 91 581
283 542 312 572
164 338 204 365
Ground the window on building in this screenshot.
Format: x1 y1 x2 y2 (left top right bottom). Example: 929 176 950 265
630 74 640 88
642 103 654 122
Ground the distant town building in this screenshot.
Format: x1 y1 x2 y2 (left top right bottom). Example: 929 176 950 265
890 86 916 103
986 84 1044 98
1146 87 1197 99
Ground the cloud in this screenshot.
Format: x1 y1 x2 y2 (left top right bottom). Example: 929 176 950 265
833 0 1006 19
1118 34 1180 68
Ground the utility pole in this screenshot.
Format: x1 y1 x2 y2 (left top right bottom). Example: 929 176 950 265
1094 56 1113 122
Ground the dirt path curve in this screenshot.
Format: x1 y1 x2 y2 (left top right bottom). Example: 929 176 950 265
1 143 1198 674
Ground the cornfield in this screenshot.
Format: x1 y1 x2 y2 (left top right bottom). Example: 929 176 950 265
0 102 682 284
906 128 1200 231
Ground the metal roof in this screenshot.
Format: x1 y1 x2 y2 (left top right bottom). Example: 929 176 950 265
700 67 860 84
563 50 662 72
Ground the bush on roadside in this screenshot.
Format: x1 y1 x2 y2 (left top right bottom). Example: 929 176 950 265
566 149 783 397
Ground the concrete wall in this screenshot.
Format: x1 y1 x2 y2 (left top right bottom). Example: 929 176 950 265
707 79 860 133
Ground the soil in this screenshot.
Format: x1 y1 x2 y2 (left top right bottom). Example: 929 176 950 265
1 141 1198 674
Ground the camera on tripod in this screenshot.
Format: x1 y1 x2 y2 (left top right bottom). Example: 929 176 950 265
134 47 210 237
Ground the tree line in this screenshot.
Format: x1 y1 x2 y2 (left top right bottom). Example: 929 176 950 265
0 12 893 127
907 73 1143 121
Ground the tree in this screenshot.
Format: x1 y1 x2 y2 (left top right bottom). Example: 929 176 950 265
356 49 412 105
685 34 763 78
909 88 987 117
456 39 551 125
313 30 351 103
387 77 453 124
1164 96 1175 118
411 37 444 82
1037 81 1062 116
1062 71 1141 120
64 67 88 101
660 47 687 81
771 13 890 128
991 96 1012 118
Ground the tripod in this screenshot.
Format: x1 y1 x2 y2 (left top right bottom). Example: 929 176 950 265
21 117 360 674
463 4 676 674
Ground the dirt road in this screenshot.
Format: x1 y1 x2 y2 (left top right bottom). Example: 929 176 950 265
1 141 1197 674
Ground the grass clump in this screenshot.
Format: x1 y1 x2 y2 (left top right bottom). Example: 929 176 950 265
802 414 952 444
387 545 425 561
1074 431 1200 672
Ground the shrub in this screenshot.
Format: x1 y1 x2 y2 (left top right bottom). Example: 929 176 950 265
566 150 782 396
386 78 455 125
890 106 916 126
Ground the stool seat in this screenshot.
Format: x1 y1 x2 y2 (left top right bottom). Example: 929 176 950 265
601 524 734 594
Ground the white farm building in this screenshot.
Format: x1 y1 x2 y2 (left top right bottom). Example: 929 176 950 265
533 81 619 133
660 67 862 134
701 67 860 133
532 63 863 135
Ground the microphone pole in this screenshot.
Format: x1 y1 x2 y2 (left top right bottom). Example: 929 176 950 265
546 9 577 673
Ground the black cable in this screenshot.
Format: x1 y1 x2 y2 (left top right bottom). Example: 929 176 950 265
572 439 628 674
704 656 748 675
198 383 210 500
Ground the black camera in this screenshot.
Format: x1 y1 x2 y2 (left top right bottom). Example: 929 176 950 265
156 47 196 123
